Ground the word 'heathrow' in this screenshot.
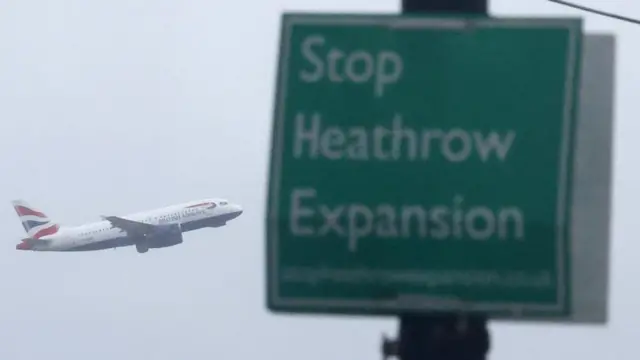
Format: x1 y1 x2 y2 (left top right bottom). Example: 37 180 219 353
293 112 517 162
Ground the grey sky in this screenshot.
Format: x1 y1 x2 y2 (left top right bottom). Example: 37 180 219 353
0 0 634 359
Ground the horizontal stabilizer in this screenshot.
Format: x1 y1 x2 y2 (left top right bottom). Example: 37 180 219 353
16 237 51 250
20 237 51 245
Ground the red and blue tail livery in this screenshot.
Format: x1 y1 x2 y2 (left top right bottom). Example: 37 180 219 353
12 199 60 239
12 198 242 253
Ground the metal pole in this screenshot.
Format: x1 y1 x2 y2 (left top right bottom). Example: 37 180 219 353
402 0 487 13
382 1 491 360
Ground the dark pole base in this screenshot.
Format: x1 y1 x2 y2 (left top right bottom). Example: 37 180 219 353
397 314 490 360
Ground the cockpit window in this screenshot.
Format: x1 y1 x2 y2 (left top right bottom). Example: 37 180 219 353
220 201 228 206
187 202 216 209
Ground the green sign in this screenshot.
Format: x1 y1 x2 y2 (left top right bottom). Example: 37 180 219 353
267 13 583 318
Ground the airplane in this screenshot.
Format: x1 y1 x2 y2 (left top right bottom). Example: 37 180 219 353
13 198 243 253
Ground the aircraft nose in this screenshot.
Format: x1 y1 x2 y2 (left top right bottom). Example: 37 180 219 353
231 204 243 218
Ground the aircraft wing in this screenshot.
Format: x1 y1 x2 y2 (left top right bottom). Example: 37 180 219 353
101 216 156 236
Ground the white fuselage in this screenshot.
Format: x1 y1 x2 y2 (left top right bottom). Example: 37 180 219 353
29 198 242 252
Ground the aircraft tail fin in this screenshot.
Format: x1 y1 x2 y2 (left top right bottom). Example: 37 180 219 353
11 199 60 239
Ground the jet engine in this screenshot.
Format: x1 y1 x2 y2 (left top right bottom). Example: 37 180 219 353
135 224 183 253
